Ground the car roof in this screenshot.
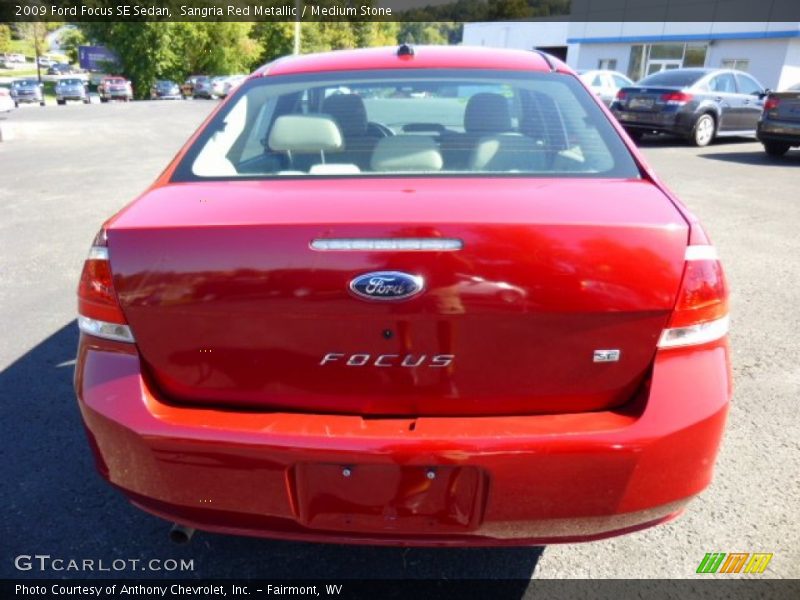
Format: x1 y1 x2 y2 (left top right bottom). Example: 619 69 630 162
255 45 563 78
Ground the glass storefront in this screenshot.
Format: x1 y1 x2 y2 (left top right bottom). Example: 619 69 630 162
627 43 708 81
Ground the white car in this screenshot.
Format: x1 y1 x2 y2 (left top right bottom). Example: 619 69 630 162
578 70 634 106
0 86 16 112
221 75 247 97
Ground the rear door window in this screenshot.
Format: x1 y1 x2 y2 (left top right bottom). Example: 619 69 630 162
709 73 737 94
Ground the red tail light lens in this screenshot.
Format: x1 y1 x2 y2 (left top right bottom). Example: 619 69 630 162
77 230 134 342
616 90 627 101
661 91 693 104
764 96 780 111
658 246 729 348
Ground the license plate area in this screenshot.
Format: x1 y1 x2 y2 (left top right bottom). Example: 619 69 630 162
629 97 655 110
292 463 486 534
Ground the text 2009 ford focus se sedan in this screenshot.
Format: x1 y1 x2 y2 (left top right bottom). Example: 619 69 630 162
75 46 731 546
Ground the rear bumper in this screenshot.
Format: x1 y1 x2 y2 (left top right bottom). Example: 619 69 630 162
612 109 694 135
757 120 800 145
75 335 731 546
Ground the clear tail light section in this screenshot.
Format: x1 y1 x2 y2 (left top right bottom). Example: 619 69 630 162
658 245 729 349
77 229 134 343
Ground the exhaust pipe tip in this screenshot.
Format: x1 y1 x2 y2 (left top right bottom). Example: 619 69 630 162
169 523 195 545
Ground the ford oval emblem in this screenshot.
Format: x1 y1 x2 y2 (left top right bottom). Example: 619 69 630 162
349 271 424 301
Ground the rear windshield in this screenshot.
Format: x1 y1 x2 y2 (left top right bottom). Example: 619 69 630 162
638 70 705 87
173 69 639 180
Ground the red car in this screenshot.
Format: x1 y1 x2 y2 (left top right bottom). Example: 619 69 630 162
75 45 731 546
98 76 133 102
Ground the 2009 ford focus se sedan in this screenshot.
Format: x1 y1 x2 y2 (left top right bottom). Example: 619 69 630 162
75 45 732 546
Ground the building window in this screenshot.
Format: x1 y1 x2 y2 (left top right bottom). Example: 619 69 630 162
721 59 750 71
598 59 617 71
627 43 708 81
627 45 645 80
684 44 707 67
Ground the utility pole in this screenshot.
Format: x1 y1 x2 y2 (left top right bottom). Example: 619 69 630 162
33 24 43 83
293 0 301 55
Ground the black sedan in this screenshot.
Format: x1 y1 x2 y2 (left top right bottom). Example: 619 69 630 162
757 83 800 156
47 63 73 75
611 68 767 146
150 79 182 100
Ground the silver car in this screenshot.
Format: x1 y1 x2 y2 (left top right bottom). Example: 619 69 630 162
10 79 45 107
578 70 634 106
55 78 89 105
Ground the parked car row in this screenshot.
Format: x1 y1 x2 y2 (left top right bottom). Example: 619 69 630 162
183 74 247 99
582 66 799 157
1 53 27 64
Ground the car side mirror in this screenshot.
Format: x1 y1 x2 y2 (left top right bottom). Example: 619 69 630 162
758 89 770 98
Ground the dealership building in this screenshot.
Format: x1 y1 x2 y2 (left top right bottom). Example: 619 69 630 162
462 21 800 90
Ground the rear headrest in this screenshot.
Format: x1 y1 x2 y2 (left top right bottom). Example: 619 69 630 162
322 94 368 136
370 136 443 172
464 92 512 134
469 134 544 172
268 115 343 153
520 91 568 152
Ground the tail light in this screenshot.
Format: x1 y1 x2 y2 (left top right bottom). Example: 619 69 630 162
661 91 693 105
658 245 729 349
764 96 780 111
77 229 134 343
616 90 627 101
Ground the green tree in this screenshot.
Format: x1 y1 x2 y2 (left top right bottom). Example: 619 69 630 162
80 22 262 97
81 23 177 98
16 23 49 79
0 24 11 54
59 27 86 64
398 23 460 45
251 21 401 64
251 22 295 64
172 23 261 76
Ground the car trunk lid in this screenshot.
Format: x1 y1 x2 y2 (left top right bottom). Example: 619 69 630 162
107 178 688 416
773 91 800 122
618 86 683 112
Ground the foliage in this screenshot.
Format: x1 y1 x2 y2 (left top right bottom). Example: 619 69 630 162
0 24 11 54
58 27 86 64
397 23 461 45
80 22 262 98
73 15 467 99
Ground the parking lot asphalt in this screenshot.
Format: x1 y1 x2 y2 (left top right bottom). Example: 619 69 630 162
1 101 798 581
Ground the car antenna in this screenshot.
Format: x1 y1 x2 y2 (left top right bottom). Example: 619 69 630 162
397 43 415 57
